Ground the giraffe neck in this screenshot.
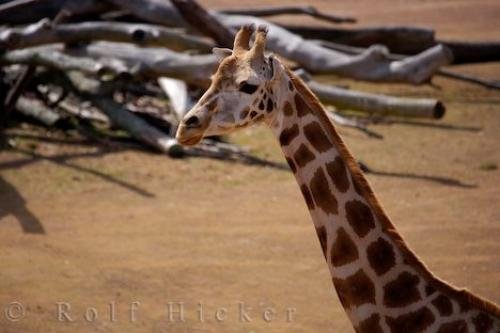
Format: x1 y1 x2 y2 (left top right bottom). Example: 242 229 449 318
265 66 500 332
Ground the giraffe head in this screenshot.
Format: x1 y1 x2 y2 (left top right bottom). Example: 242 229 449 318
176 24 281 145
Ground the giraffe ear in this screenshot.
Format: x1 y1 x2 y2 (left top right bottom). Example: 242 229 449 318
212 47 232 62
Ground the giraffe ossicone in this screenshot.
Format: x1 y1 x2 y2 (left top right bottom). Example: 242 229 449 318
176 25 500 332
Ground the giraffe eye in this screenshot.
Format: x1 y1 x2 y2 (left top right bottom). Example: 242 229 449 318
239 82 258 94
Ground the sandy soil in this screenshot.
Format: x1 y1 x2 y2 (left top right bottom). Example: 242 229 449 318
0 1 499 332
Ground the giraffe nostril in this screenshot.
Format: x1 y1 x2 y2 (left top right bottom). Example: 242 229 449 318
184 115 200 128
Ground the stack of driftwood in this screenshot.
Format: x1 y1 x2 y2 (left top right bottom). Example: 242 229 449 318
1 0 499 160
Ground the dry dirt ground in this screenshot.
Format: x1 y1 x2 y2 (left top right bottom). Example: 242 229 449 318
1 1 499 332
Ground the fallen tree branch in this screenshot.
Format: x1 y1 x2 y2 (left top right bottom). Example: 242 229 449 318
437 69 500 90
316 40 500 90
295 70 445 119
439 40 500 64
287 25 500 64
77 42 216 84
64 70 184 156
0 45 132 78
0 20 212 52
157 77 194 121
283 25 436 54
217 5 356 24
15 96 61 126
109 0 452 84
171 0 234 48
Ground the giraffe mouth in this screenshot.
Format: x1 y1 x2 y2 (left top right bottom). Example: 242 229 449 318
176 126 203 146
178 135 202 146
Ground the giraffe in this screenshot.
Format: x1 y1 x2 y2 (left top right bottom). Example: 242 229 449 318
175 25 500 332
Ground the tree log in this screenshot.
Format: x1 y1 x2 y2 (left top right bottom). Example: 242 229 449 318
0 20 212 52
440 40 500 64
218 5 356 24
15 96 61 126
286 25 500 64
0 45 132 78
157 77 194 120
78 42 216 84
283 25 436 54
65 71 184 156
296 70 445 119
171 0 234 48
316 40 500 90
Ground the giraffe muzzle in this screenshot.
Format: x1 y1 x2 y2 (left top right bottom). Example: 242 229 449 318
176 111 210 146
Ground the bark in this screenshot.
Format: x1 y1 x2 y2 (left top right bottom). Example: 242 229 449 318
15 96 61 126
78 42 216 84
217 5 356 24
0 21 212 52
0 45 132 78
440 40 500 64
171 0 234 48
296 70 445 119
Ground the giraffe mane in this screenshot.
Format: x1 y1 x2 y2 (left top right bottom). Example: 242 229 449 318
283 66 500 318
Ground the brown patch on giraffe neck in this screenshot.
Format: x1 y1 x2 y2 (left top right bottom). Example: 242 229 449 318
283 101 294 117
385 307 435 333
293 144 315 168
437 320 468 333
303 121 332 153
326 157 349 193
294 93 311 117
356 314 383 333
310 168 338 215
330 227 358 267
333 269 376 308
345 200 375 238
366 237 396 276
279 124 299 146
383 271 421 307
431 294 453 316
472 312 494 333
